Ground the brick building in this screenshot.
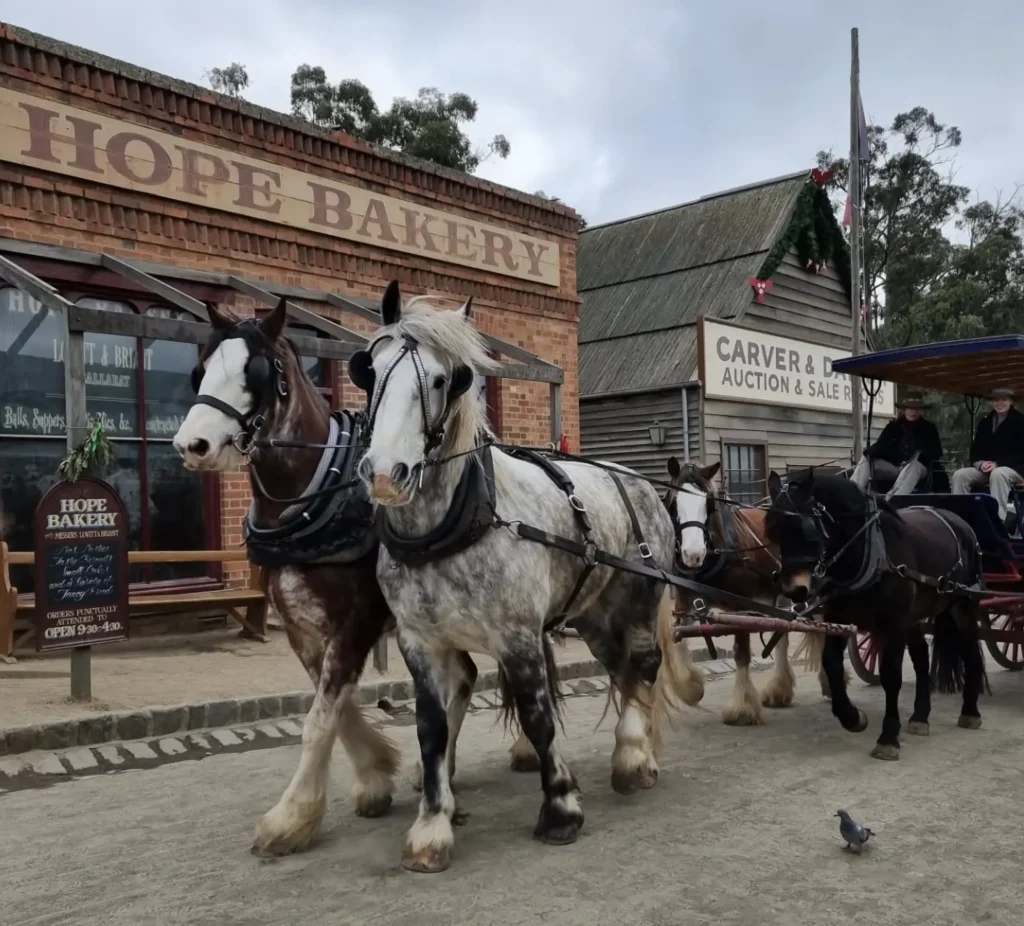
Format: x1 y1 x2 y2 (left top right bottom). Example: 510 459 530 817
0 24 580 595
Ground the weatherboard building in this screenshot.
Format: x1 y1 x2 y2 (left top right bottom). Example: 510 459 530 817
0 24 580 607
577 170 892 503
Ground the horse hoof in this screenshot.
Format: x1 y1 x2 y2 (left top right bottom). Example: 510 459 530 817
354 793 393 819
401 845 452 873
510 752 541 773
761 691 793 709
870 743 900 761
844 709 869 733
451 808 470 827
958 714 982 730
723 705 765 726
611 766 658 794
907 721 930 737
534 821 581 846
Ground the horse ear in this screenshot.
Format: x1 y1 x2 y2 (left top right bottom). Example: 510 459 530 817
767 470 783 501
258 297 288 342
700 461 721 482
456 296 473 320
207 302 232 330
381 280 402 326
667 456 681 482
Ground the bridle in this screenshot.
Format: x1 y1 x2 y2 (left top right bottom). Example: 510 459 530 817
189 320 289 456
347 331 474 458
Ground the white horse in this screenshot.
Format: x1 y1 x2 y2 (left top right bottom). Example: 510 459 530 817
348 281 704 873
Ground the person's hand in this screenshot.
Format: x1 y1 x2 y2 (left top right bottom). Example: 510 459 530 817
981 461 996 473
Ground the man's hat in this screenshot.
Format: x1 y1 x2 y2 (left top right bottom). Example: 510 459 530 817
990 386 1016 400
897 392 925 409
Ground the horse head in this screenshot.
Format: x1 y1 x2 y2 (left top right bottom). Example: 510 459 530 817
350 280 498 506
664 456 721 569
173 297 299 472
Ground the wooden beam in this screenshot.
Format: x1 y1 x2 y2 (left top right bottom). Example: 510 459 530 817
226 276 365 343
65 306 358 361
322 292 383 324
0 253 75 313
498 362 564 384
550 382 563 443
100 254 210 321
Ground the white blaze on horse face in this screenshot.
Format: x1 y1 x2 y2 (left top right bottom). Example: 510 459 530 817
173 338 252 472
677 485 709 568
362 341 447 506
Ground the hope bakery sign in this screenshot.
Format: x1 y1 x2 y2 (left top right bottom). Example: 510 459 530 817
0 86 560 287
699 318 895 417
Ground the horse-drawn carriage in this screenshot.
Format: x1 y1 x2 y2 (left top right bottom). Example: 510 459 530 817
830 334 1024 683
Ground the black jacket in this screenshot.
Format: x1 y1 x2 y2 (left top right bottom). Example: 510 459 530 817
969 405 1024 472
866 416 943 468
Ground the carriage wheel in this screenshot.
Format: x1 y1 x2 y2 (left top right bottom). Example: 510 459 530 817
847 631 881 686
982 610 1024 671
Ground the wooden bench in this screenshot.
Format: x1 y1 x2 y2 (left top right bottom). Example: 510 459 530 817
0 545 267 661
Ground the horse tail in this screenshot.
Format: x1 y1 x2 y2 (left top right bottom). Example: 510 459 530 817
929 611 965 694
792 631 825 673
650 586 705 753
495 632 567 735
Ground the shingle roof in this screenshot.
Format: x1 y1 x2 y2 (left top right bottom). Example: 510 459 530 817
578 171 811 396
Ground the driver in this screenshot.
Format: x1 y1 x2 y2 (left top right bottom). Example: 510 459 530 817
850 392 941 496
951 386 1024 530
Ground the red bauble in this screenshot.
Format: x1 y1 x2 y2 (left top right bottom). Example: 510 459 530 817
811 168 834 185
749 278 774 303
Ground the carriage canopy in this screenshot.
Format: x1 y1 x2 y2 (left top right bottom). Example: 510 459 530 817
829 335 1024 399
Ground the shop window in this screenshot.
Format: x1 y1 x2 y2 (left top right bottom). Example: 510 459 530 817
0 287 215 593
723 443 768 505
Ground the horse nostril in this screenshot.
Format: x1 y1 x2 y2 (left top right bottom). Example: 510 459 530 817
187 438 209 457
392 462 410 484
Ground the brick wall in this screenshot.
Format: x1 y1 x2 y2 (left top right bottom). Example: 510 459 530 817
0 25 580 585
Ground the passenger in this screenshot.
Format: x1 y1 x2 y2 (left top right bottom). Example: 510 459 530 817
951 386 1024 530
850 392 942 496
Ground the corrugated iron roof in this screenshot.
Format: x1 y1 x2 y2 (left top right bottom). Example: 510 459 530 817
578 171 810 395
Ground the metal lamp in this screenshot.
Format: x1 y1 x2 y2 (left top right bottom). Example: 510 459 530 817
647 420 667 447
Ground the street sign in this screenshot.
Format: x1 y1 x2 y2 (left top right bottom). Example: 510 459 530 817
34 477 129 652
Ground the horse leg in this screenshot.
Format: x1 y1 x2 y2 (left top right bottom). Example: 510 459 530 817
761 630 796 708
500 636 583 845
338 691 401 818
871 631 905 761
723 632 764 725
399 633 456 874
411 650 479 797
905 626 932 736
955 602 986 730
610 633 661 794
253 636 348 855
822 633 868 733
509 727 542 772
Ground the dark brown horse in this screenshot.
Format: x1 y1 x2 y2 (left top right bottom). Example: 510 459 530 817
172 299 415 855
663 456 848 723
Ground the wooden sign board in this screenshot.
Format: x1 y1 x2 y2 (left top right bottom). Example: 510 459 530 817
34 477 130 652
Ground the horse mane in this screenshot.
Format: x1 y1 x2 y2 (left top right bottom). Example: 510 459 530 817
374 296 501 463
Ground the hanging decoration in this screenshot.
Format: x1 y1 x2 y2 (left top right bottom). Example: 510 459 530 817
57 421 114 483
749 278 774 303
755 175 852 300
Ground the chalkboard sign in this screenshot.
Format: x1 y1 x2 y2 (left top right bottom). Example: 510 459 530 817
34 477 130 652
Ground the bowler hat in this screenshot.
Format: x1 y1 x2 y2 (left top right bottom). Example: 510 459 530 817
897 392 925 409
990 386 1016 399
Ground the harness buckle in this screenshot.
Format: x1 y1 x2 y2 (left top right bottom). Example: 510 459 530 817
691 597 708 616
233 430 254 455
637 542 653 560
274 359 288 398
568 494 587 513
583 540 597 567
895 563 908 578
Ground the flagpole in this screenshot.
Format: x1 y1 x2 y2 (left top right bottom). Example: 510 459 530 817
849 26 864 461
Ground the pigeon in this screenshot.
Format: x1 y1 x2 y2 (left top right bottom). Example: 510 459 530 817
836 809 874 853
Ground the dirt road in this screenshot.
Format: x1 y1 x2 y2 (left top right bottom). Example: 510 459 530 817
2 661 1022 926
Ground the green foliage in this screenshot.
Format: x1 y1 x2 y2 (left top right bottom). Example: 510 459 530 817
759 180 851 298
203 62 249 99
815 107 1024 464
289 67 510 175
57 421 114 483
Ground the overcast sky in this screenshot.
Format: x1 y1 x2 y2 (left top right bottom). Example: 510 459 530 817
6 1 1022 227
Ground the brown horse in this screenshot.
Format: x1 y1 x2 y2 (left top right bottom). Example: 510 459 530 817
663 457 846 723
172 299 417 855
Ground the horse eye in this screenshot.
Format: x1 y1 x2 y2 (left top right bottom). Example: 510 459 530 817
432 375 445 390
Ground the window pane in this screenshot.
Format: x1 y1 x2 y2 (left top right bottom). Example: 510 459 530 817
146 443 208 582
0 438 64 594
77 297 140 439
143 306 200 440
1 288 67 436
724 444 766 505
103 442 145 583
